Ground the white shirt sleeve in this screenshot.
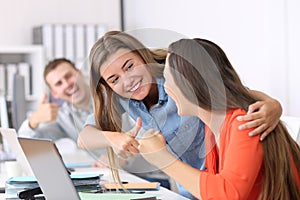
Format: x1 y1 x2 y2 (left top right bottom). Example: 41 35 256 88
18 119 66 141
18 119 36 138
84 114 96 126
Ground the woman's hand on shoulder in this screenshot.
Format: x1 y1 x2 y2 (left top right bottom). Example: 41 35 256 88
236 98 282 140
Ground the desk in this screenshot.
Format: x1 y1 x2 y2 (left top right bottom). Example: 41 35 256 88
75 167 188 200
0 148 188 200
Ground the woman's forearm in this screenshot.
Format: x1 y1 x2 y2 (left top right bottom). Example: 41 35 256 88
77 125 112 150
165 160 201 198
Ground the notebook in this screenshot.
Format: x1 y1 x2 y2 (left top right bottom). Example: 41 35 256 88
18 137 81 200
0 128 33 176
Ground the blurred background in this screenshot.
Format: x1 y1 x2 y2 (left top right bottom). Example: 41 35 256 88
0 0 299 132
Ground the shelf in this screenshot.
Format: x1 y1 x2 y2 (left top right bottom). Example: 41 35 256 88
0 45 45 108
0 45 44 53
6 95 39 102
0 45 45 97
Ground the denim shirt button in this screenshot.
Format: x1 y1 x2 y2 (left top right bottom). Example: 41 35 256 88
184 125 189 129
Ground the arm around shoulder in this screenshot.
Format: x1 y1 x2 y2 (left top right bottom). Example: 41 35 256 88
240 90 282 139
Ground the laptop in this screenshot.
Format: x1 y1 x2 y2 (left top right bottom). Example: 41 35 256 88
0 128 33 176
18 137 81 200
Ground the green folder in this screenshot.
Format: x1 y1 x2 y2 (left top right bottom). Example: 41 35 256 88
79 192 159 200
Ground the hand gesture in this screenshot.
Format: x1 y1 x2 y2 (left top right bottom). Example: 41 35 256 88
237 99 282 140
29 93 59 129
138 129 172 168
105 117 142 158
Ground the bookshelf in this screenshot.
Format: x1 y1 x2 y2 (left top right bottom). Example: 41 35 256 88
0 46 45 129
0 45 45 102
33 24 107 77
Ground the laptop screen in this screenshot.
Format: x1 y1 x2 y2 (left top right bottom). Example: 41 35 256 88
18 137 80 200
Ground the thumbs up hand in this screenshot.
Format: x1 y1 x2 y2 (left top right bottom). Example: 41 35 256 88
105 117 142 158
29 92 59 129
128 117 142 137
138 129 173 169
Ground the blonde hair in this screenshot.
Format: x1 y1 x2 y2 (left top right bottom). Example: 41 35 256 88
89 31 167 189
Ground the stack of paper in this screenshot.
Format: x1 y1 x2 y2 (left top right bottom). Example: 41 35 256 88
5 173 102 197
5 176 39 197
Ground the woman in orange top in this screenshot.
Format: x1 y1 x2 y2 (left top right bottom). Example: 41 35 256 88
138 38 300 199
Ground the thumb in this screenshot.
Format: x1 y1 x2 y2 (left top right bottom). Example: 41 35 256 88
40 92 48 104
130 117 142 137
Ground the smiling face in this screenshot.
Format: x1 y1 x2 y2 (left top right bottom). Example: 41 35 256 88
164 54 199 116
100 48 154 100
46 62 88 107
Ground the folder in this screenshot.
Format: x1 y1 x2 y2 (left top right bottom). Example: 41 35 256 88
75 24 85 60
5 63 17 99
64 24 75 61
79 192 158 200
17 62 31 96
12 74 27 130
85 24 96 57
5 173 103 196
74 24 86 71
96 24 107 40
0 64 5 95
33 24 54 60
54 24 64 58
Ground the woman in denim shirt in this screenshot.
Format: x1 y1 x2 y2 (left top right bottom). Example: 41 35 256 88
78 31 282 199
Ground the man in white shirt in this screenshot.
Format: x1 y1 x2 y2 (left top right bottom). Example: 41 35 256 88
18 58 92 142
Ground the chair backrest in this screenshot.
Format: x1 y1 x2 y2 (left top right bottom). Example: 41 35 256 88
281 116 300 144
12 74 26 131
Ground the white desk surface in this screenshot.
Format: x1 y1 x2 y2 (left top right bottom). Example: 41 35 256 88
0 148 188 200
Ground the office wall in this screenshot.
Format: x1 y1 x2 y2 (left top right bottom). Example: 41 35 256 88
0 0 121 45
1 0 299 116
287 0 300 118
124 0 300 117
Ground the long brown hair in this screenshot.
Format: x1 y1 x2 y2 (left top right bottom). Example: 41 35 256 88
89 31 167 188
89 31 166 131
168 38 300 199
